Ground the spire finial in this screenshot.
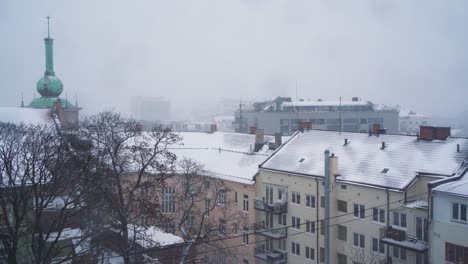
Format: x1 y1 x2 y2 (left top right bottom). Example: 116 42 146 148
46 16 50 38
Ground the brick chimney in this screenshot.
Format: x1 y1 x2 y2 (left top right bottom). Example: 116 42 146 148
275 133 282 148
254 128 265 152
419 126 451 141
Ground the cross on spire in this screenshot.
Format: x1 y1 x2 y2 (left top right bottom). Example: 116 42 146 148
46 16 50 38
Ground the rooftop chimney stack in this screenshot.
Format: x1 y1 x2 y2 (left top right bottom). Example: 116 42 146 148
254 128 265 152
275 133 282 148
352 97 359 102
344 138 348 146
381 142 386 150
457 144 460 153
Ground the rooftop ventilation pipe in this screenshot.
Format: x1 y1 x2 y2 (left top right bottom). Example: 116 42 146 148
457 144 460 153
381 142 386 150
344 138 348 146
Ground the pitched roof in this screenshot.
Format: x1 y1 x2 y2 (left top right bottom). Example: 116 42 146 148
170 132 286 184
432 165 468 198
261 130 468 190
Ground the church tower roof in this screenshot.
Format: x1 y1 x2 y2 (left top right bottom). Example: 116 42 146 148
29 17 75 109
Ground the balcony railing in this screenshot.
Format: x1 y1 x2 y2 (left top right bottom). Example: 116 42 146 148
254 222 288 239
380 226 429 252
254 246 287 264
254 197 288 214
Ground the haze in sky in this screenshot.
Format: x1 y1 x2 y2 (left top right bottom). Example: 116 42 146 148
1 0 468 119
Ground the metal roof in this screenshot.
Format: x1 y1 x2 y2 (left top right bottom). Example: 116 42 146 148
261 130 468 190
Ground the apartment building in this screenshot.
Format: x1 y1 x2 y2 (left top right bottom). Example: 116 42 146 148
430 164 468 263
254 127 468 264
233 97 399 136
153 131 286 264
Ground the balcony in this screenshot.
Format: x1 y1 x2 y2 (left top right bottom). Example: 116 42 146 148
254 197 287 214
254 223 288 239
254 246 287 264
380 226 429 252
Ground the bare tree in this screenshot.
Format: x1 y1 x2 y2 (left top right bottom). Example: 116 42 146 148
0 122 87 264
173 157 247 264
349 246 386 264
78 111 180 264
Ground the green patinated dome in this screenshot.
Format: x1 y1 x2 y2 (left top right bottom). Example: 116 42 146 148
36 75 63 97
29 97 74 109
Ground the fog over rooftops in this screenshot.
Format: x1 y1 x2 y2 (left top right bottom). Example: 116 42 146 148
261 130 468 190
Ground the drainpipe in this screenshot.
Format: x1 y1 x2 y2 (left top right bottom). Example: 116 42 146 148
324 150 330 264
386 188 390 262
315 177 319 264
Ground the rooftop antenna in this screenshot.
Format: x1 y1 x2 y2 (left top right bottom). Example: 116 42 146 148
339 96 342 134
75 93 78 107
295 80 299 131
21 92 24 107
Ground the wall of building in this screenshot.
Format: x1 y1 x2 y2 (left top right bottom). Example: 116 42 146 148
430 192 468 263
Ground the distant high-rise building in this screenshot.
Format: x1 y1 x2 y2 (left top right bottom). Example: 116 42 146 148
130 96 171 122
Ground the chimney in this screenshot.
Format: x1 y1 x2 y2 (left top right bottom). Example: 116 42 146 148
372 124 381 135
419 126 451 141
381 142 386 150
434 127 451 140
299 121 312 132
254 128 265 152
210 124 217 133
352 97 359 102
275 133 282 148
344 138 348 146
249 126 257 135
329 153 338 181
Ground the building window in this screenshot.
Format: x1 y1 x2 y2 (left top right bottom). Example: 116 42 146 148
292 216 301 230
338 200 347 213
305 246 315 260
218 190 226 206
219 220 226 236
242 228 249 244
278 214 286 225
416 216 429 241
393 246 406 260
320 220 325 235
291 242 300 256
452 202 467 222
320 247 325 263
161 187 176 213
306 220 315 234
233 223 238 234
187 211 195 227
265 186 274 204
393 212 407 228
161 221 175 234
243 194 249 212
337 253 347 264
291 191 301 205
278 239 286 251
372 238 385 254
337 225 347 241
372 208 385 223
354 204 365 219
353 233 365 248
445 242 468 263
205 199 211 216
320 196 325 208
306 194 315 208
234 192 238 204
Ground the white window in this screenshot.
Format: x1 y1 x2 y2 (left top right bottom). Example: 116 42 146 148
278 239 286 251
233 223 238 234
353 204 365 219
372 238 384 254
393 212 407 228
305 246 315 260
187 211 195 227
452 202 467 222
393 246 406 260
205 199 211 216
372 208 385 223
306 194 315 208
306 220 315 234
353 233 365 248
292 216 301 230
161 187 176 213
416 216 428 241
243 194 249 212
291 191 301 205
278 214 286 225
218 190 226 206
266 186 274 204
219 220 226 236
291 242 300 256
242 228 249 244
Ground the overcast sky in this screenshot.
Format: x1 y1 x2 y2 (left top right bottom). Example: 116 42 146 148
1 0 468 118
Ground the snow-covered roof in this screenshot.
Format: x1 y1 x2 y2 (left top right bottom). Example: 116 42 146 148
0 107 53 125
433 165 468 198
171 132 286 184
282 101 370 107
261 130 468 190
127 225 183 248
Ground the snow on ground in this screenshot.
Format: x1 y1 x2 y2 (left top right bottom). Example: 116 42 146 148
127 225 183 248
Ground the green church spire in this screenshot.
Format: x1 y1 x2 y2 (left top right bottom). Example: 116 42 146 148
29 17 74 109
44 16 55 76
